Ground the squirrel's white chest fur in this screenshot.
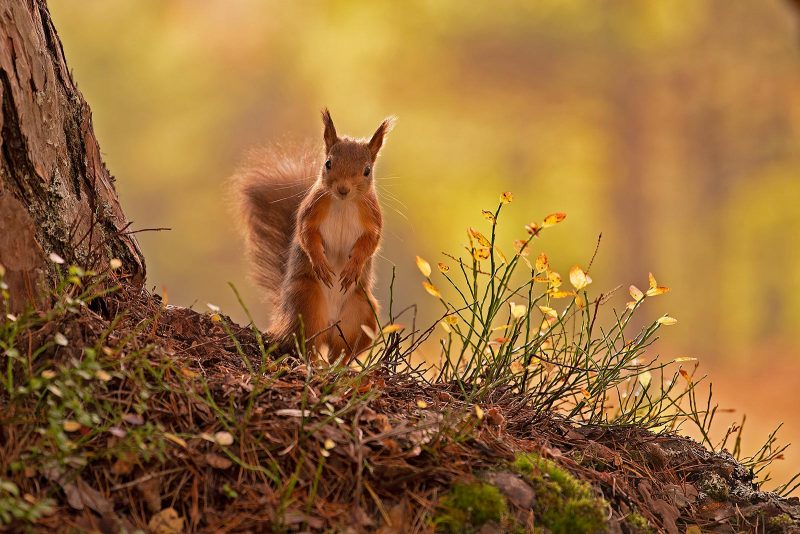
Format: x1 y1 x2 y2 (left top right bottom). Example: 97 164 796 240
319 198 364 321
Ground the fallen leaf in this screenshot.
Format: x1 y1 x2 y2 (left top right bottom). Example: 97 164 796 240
123 413 144 426
486 408 505 427
148 507 184 534
205 453 232 470
54 333 68 346
109 258 123 270
214 431 234 446
164 433 187 448
275 409 311 417
416 399 428 409
63 420 81 432
474 405 485 420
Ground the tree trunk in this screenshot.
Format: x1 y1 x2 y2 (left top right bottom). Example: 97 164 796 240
0 0 145 311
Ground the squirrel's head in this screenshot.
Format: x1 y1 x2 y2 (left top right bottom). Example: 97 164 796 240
320 108 394 200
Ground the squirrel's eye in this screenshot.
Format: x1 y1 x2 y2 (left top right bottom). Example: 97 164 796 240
363 166 371 177
325 159 332 170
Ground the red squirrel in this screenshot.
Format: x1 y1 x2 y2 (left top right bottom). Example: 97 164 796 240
233 109 394 359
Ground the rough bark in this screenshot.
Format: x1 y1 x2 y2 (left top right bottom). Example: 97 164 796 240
0 0 144 311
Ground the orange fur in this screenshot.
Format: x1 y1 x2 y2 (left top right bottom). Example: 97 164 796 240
232 109 394 360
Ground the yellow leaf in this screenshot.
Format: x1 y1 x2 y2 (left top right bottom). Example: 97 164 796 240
549 290 575 299
416 399 428 409
509 302 526 320
500 191 513 204
415 256 432 277
626 301 636 310
580 387 591 399
423 281 441 298
41 370 56 380
535 253 548 273
569 265 590 290
468 228 491 247
648 272 658 289
673 356 697 363
164 433 187 448
474 405 485 420
646 286 670 297
525 223 541 236
510 361 524 374
481 210 495 222
542 212 567 227
323 439 335 450
437 262 450 273
657 315 677 326
629 285 644 302
109 258 122 270
210 314 221 322
548 272 562 288
473 248 490 261
382 324 405 334
538 305 557 318
444 314 459 325
63 420 81 432
439 320 452 333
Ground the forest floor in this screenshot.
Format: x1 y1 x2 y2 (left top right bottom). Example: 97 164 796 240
2 283 800 533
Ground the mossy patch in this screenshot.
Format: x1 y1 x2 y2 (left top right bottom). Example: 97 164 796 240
435 482 508 533
767 513 795 534
625 512 654 533
511 452 607 534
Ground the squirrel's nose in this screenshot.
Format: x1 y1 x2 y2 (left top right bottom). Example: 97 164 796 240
337 185 350 197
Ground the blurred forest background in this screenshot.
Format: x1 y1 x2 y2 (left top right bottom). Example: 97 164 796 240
50 1 800 488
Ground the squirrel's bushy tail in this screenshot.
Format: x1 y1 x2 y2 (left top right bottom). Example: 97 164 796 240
231 143 320 307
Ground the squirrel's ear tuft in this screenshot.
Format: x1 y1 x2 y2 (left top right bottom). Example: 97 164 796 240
368 116 396 160
321 108 338 152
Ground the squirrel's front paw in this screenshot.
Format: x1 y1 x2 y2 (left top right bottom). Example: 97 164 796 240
312 260 335 288
339 262 362 292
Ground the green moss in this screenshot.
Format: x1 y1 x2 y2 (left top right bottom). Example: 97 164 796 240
625 512 654 533
699 473 730 501
511 452 607 534
436 482 507 533
767 513 795 533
